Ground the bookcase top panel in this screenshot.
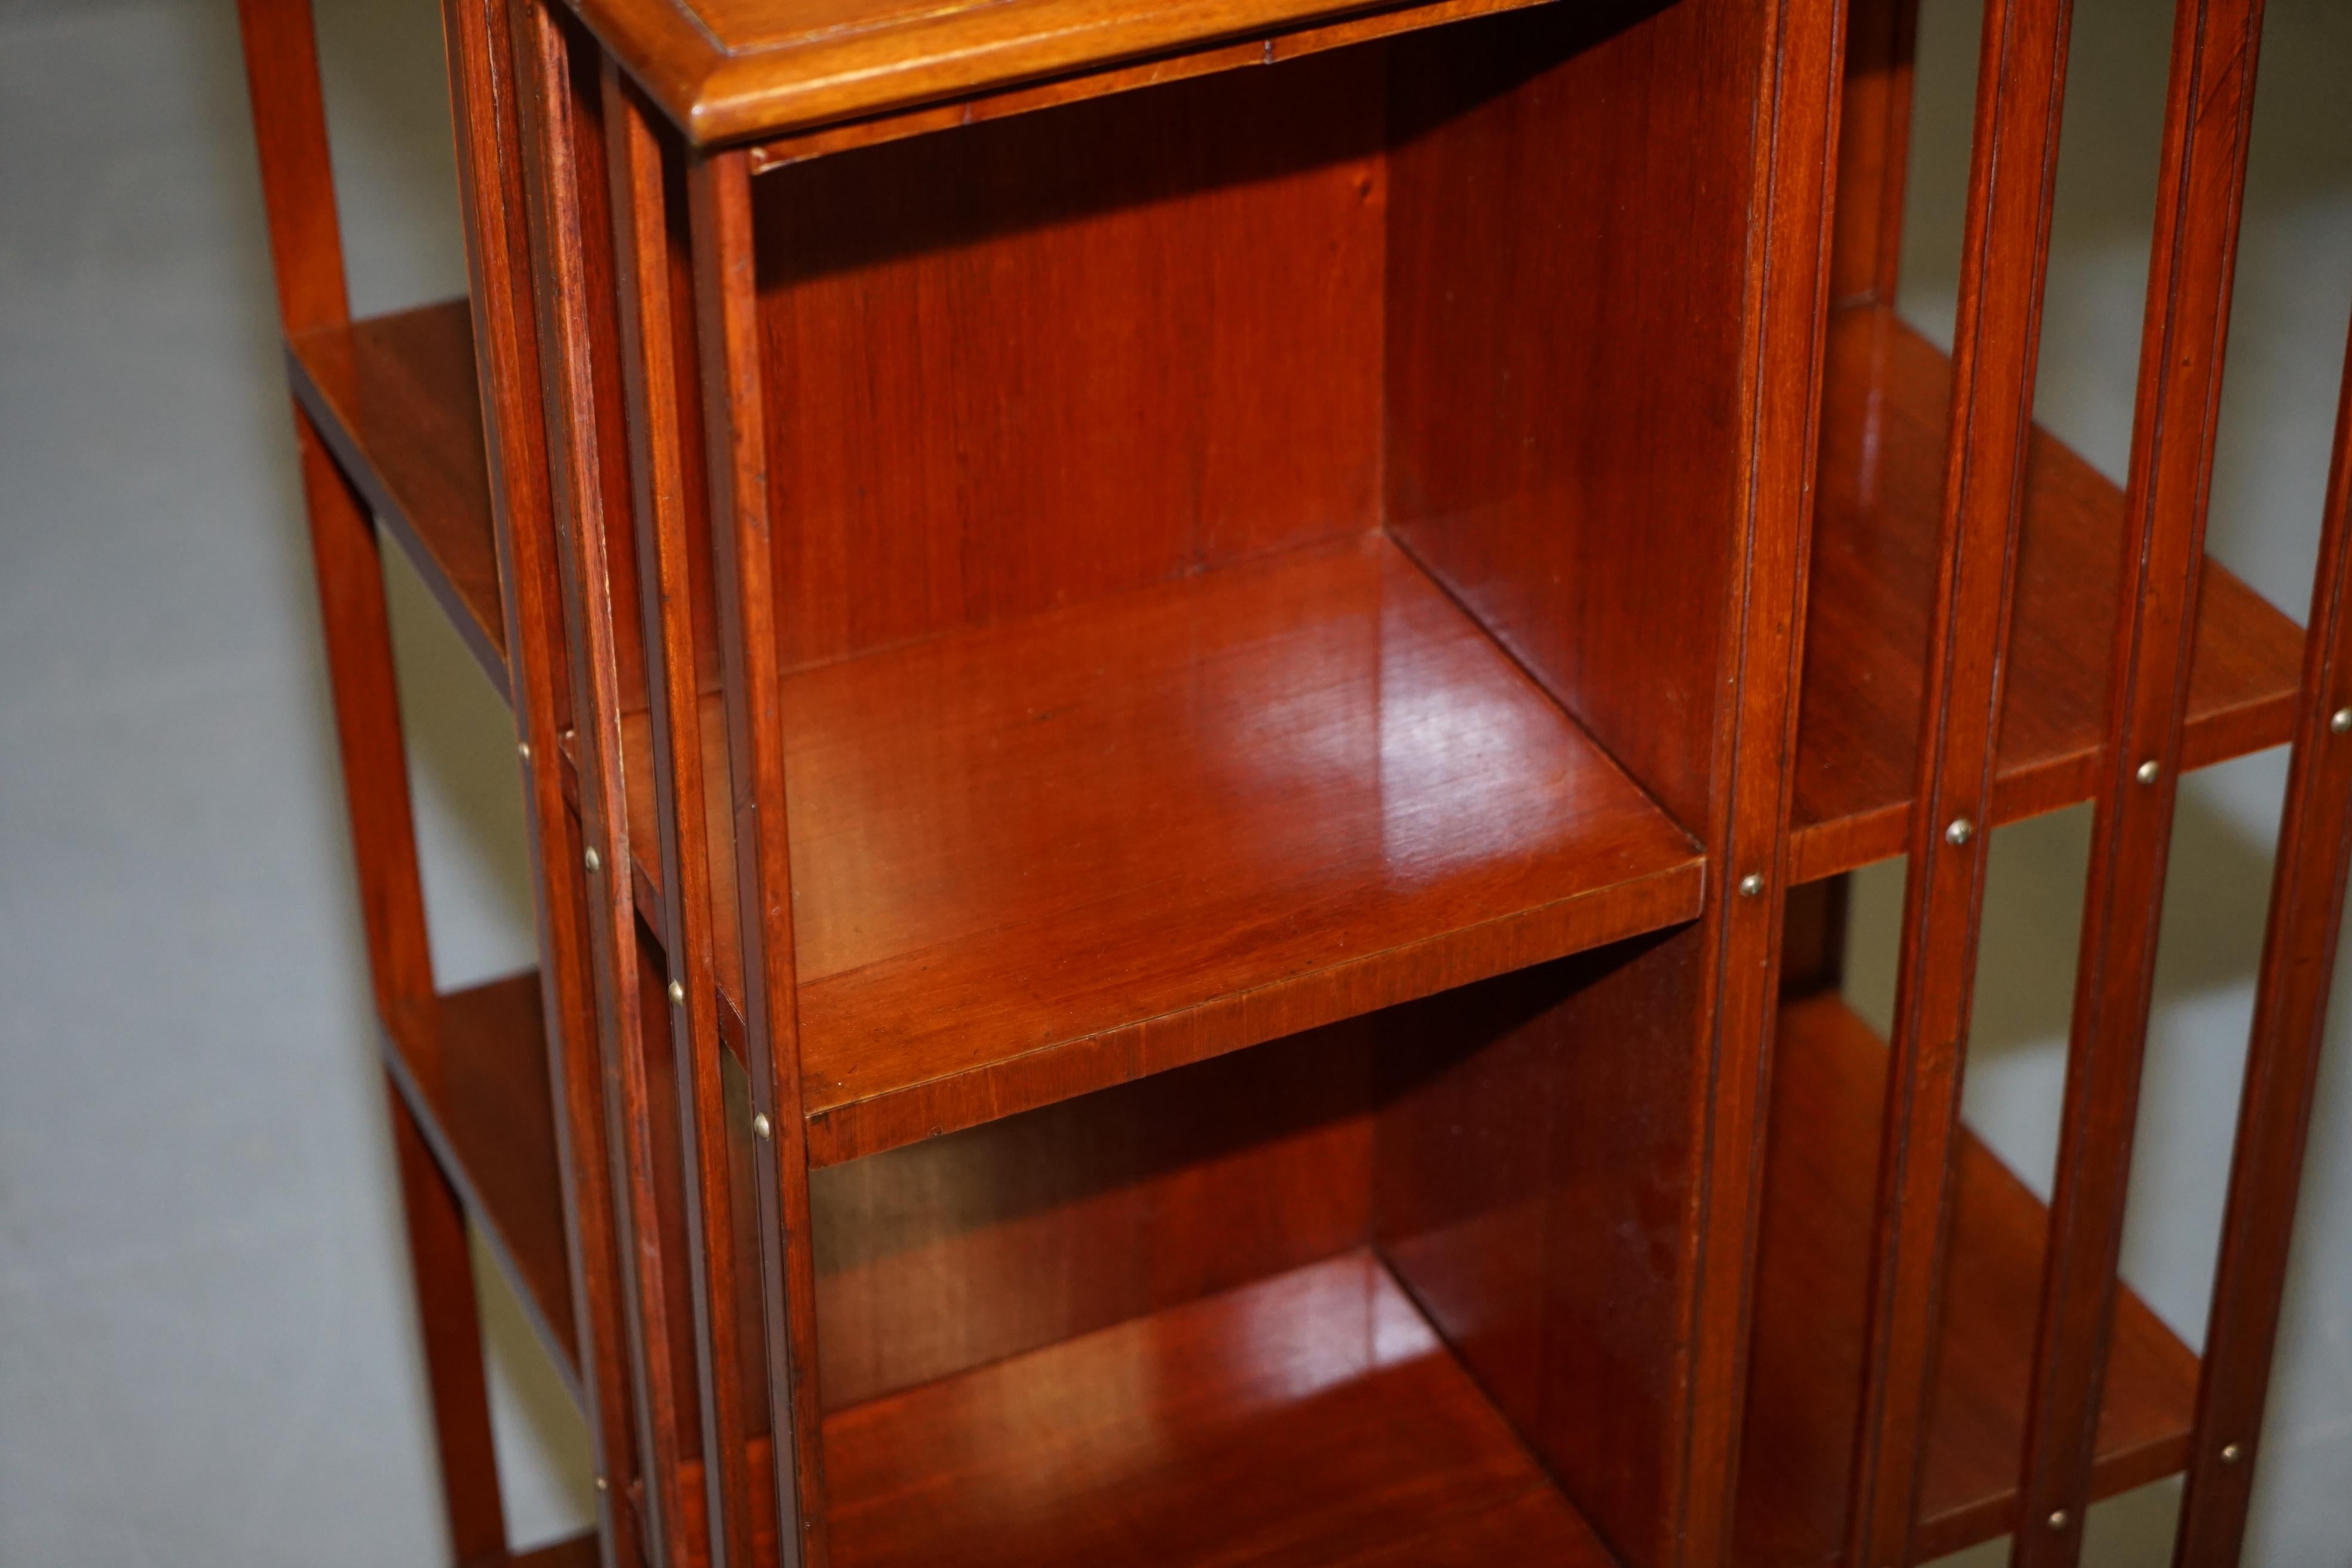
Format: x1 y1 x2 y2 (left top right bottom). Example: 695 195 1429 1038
569 0 1545 145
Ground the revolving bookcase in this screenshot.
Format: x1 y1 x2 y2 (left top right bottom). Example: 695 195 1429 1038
233 0 2352 1563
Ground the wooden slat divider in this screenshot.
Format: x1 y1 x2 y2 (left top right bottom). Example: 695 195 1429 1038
605 64 764 1568
2012 4 2269 1560
512 2 699 1561
2172 294 2352 1568
690 145 825 1568
1843 2 2077 1561
443 0 650 1554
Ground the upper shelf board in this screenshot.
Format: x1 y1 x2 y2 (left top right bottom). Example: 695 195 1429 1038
568 0 1548 147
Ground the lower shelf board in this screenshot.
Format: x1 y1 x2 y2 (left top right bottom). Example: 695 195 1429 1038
1736 994 2201 1564
818 1250 1616 1568
381 972 581 1399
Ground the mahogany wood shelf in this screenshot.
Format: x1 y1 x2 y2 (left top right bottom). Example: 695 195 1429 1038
818 1251 1616 1567
635 532 1704 1166
285 301 507 702
379 972 581 1398
1737 995 2199 1564
1789 304 2304 883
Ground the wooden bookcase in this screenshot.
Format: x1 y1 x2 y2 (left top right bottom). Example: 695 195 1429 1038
234 0 2350 1563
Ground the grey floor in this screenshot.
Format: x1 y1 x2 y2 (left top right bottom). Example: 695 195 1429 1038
0 1 2347 1564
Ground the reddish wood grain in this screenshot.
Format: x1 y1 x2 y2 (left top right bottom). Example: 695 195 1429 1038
750 52 1382 675
565 0 1569 145
384 974 582 1397
445 0 648 1548
821 1251 1618 1568
784 534 1701 1165
2016 4 2268 1558
811 1019 1373 1409
1830 0 1918 308
1734 996 2198 1566
513 2 700 1558
608 62 763 1568
693 143 827 1568
1790 304 2301 884
286 304 509 699
1845 4 2077 1559
2175 278 2352 1568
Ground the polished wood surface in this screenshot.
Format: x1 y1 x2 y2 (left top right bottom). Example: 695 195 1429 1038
1380 6 1844 1560
384 973 582 1397
2175 287 2352 1568
2016 5 2267 1558
1736 995 2198 1566
513 4 702 1558
607 62 764 1568
444 0 649 1546
286 302 508 699
1843 2 2077 1554
811 1019 1372 1410
749 52 1380 676
822 1251 1616 1568
693 140 828 1566
786 534 1700 1165
1791 304 2302 884
566 0 1561 145
617 535 1702 1168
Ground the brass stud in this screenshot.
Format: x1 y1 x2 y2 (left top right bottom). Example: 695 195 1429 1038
2048 1509 2069 1531
668 979 685 1004
2333 708 2352 734
2136 759 2161 785
584 847 601 874
2222 1442 2244 1464
593 1475 609 1493
1946 817 1975 847
752 1112 772 1139
1738 874 1764 898
517 740 532 763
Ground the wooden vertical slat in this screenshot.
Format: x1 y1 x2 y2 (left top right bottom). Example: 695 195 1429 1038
691 147 825 1568
1681 2 1848 1563
2171 311 2352 1568
440 0 645 1558
509 4 698 1563
235 4 507 1560
605 63 759 1568
1830 0 1919 308
2011 5 2268 1561
1842 2 2076 1563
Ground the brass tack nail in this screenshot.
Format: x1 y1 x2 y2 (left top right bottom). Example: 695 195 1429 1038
593 1476 609 1493
1738 874 1764 898
669 979 685 1004
752 1112 772 1138
584 847 601 874
2048 1510 2069 1530
2137 759 2160 784
517 740 532 763
2333 708 2352 734
1946 817 1975 847
2222 1442 2244 1463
